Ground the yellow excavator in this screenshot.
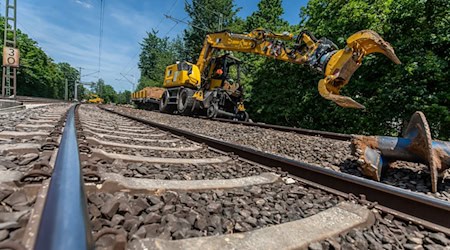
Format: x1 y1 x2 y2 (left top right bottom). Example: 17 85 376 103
156 28 400 120
87 94 104 104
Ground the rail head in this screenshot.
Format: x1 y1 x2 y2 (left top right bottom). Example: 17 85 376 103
34 105 93 250
211 117 352 141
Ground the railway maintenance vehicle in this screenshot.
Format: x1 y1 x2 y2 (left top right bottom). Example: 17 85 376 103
132 29 400 120
87 94 104 104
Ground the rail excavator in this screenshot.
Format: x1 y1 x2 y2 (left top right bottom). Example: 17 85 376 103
138 28 400 120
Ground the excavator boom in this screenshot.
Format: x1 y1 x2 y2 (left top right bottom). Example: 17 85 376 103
197 29 400 109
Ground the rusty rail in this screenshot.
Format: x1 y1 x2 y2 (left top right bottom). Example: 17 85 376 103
101 105 450 235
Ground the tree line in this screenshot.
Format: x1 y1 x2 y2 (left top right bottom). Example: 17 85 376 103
137 0 449 140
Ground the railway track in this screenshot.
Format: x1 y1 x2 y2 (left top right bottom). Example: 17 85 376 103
0 96 65 114
209 117 352 141
0 96 65 104
0 104 448 249
110 105 450 202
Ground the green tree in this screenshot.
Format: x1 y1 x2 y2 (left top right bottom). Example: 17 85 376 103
101 85 118 103
243 0 292 102
58 62 79 100
0 17 78 100
183 0 240 59
245 0 288 32
93 78 118 103
247 0 449 140
78 85 88 101
137 30 177 90
172 35 189 61
117 90 131 104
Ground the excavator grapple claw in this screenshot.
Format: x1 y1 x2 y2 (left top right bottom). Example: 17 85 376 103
347 30 401 64
319 30 400 109
318 78 365 109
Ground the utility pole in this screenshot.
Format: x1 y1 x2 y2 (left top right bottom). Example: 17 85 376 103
218 13 223 31
64 79 68 101
74 67 82 101
2 0 18 97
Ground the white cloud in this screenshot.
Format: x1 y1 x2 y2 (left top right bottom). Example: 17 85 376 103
75 0 93 9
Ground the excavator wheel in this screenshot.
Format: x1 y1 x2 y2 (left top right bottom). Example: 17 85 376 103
177 88 195 115
159 90 176 114
236 111 249 122
207 103 218 119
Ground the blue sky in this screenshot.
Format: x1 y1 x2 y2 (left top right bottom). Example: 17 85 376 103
18 0 308 92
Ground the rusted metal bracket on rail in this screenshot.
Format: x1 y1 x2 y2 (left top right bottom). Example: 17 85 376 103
352 111 450 193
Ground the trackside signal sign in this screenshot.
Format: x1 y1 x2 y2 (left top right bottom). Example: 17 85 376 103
3 47 20 67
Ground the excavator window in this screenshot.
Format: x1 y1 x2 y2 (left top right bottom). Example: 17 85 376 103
211 61 224 80
222 59 241 94
177 61 192 72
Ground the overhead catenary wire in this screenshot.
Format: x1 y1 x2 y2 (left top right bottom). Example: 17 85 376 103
97 0 106 79
155 0 178 31
164 14 210 32
182 0 211 31
119 0 179 79
82 70 100 77
163 22 180 37
183 0 226 30
183 0 224 16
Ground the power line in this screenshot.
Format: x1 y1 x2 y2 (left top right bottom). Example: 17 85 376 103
16 21 33 37
119 0 179 78
155 0 178 31
82 71 100 77
163 22 179 37
183 0 225 31
98 0 106 78
183 0 223 15
164 14 210 32
183 0 212 30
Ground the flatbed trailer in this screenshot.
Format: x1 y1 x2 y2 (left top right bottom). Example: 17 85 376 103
131 87 164 110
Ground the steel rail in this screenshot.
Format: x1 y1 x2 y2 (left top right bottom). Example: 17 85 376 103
0 95 65 103
34 105 93 250
210 117 352 141
101 106 450 235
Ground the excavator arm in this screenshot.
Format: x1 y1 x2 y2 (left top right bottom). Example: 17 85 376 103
196 28 400 109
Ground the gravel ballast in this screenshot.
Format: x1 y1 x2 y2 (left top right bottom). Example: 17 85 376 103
89 182 340 246
0 187 34 243
0 104 69 174
105 105 450 201
78 105 449 249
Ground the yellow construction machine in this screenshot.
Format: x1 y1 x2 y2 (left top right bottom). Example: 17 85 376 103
87 94 104 104
155 28 400 120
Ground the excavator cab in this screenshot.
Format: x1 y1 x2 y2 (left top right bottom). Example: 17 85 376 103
201 54 247 120
205 54 242 94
